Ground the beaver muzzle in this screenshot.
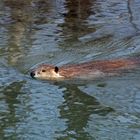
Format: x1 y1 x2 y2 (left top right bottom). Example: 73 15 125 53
30 71 35 78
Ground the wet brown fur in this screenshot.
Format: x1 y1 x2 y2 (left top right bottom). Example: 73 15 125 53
31 57 140 80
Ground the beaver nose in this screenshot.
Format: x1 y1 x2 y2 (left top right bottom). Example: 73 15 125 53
30 71 35 78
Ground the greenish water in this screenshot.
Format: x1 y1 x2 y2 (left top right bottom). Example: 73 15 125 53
0 0 140 139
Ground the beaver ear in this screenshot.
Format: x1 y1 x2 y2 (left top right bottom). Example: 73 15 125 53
54 66 59 73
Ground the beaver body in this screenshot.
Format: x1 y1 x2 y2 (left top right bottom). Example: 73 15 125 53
30 57 140 80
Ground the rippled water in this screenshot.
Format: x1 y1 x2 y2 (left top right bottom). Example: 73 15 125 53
0 0 140 139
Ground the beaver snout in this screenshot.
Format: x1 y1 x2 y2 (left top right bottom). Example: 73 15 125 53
30 71 35 78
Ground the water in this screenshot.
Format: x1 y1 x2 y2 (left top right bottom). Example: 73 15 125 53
0 0 140 139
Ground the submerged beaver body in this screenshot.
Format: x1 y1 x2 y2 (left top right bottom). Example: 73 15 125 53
30 57 140 80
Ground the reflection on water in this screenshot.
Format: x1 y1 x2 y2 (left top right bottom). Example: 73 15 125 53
57 84 114 140
0 0 140 139
60 0 95 44
0 81 28 139
0 0 32 69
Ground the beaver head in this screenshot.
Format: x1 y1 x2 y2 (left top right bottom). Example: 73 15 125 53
30 64 64 80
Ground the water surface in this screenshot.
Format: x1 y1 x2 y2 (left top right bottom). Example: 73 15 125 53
0 0 140 139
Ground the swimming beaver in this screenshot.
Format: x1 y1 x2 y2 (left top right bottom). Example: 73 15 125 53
30 57 140 80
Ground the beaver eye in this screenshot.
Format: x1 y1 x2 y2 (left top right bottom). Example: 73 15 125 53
42 69 46 72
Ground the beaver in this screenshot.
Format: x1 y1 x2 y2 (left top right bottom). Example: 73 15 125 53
30 57 140 80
